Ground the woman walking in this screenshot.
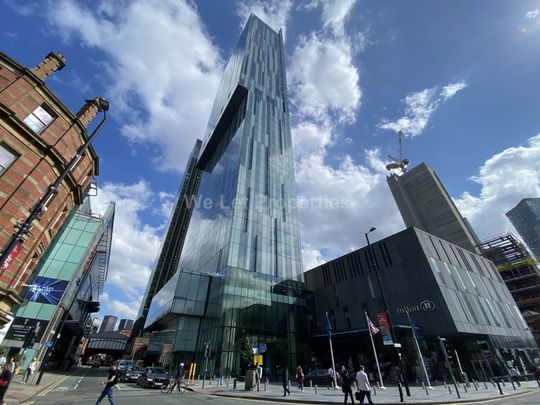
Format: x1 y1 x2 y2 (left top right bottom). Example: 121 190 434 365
341 369 355 404
296 366 304 391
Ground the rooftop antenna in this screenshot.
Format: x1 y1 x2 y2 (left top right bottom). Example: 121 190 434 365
386 130 409 174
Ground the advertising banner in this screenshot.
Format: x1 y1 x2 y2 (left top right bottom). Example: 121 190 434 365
4 317 48 343
376 312 393 346
26 276 69 305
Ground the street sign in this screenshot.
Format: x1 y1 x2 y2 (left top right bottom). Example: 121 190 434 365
394 343 402 348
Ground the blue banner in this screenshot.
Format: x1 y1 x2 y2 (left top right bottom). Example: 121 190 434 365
26 276 69 305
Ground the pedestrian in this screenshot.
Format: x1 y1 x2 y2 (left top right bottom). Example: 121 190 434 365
255 363 262 391
0 361 13 404
509 366 521 387
95 363 119 405
341 369 355 404
328 366 335 389
282 366 290 396
296 366 304 391
355 365 374 405
22 357 38 384
0 353 5 369
167 362 185 393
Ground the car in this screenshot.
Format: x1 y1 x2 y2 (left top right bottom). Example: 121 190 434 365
122 365 142 382
91 359 101 368
137 367 170 388
115 359 134 374
303 369 333 387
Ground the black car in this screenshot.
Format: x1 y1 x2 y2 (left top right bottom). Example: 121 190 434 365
137 367 169 388
122 365 142 382
303 369 333 387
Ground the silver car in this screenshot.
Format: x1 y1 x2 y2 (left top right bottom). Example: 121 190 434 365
122 365 142 382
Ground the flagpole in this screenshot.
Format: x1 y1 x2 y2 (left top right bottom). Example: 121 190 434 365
326 312 338 389
365 312 385 390
406 310 432 389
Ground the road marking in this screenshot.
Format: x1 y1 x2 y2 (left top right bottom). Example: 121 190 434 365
38 374 72 396
20 401 34 405
446 389 537 404
74 374 85 390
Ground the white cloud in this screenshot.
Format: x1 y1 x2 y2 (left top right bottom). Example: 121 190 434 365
236 0 293 38
99 292 140 320
321 0 358 36
90 181 162 296
289 32 361 124
379 80 467 137
455 133 540 240
525 9 539 19
47 0 223 172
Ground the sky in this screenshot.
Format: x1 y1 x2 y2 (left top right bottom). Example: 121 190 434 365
2 0 540 325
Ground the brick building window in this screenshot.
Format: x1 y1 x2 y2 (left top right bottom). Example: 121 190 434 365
23 105 55 134
0 143 17 175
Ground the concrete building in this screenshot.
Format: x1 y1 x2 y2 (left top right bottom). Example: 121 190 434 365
305 227 536 382
507 198 540 261
3 200 114 370
478 233 540 345
0 51 106 327
99 315 118 333
387 163 479 253
143 15 307 376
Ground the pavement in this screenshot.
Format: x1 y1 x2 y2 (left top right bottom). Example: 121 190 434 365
188 377 540 404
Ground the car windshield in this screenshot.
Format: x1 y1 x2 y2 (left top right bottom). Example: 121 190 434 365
148 368 165 374
128 366 141 371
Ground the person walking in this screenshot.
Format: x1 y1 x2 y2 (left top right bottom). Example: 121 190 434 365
167 362 185 393
22 357 38 384
0 353 5 370
95 363 119 405
355 365 374 405
341 369 355 404
509 365 522 387
255 363 262 391
282 366 290 396
296 366 304 391
0 361 13 405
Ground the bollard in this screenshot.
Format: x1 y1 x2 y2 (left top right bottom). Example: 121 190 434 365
373 385 376 396
483 381 488 390
398 382 404 403
495 379 503 395
463 383 467 393
473 380 478 391
233 378 237 389
310 380 313 388
422 381 429 396
443 380 447 389
508 377 516 391
315 385 318 395
264 382 267 392
288 379 291 393
227 378 230 389
501 379 506 387
448 385 452 395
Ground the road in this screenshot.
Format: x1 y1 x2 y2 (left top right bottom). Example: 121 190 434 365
19 368 540 404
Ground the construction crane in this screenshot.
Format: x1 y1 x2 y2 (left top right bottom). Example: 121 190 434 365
386 130 409 174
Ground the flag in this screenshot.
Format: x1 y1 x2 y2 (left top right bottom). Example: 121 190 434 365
367 315 380 335
325 312 332 338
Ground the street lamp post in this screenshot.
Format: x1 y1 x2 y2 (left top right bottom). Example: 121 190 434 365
0 98 109 272
365 227 410 396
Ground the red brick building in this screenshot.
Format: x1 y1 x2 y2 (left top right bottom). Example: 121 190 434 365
0 51 106 326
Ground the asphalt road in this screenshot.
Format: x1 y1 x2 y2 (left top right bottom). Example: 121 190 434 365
20 368 540 405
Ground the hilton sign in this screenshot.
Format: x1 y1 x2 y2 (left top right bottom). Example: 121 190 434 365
396 300 436 314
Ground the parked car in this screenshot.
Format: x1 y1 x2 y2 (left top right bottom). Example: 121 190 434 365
303 369 333 387
115 359 134 374
137 367 169 388
122 365 142 382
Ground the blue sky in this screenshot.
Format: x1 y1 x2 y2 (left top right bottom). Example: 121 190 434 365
2 0 540 323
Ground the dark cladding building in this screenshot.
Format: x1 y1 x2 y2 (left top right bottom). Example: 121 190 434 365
507 198 540 261
388 163 479 253
305 227 536 381
143 15 307 377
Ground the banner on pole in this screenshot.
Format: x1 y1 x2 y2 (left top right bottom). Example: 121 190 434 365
325 312 332 339
376 312 393 345
1 242 22 272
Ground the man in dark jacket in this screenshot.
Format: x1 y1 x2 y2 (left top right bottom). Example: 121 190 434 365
167 362 185 393
282 366 290 396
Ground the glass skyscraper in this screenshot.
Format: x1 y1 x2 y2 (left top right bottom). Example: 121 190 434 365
507 198 540 261
144 15 307 377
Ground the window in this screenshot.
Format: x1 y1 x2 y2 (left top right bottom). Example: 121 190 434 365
0 143 17 175
23 105 55 133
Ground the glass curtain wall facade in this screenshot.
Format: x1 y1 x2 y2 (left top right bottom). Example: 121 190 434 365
2 201 114 370
138 140 203 322
506 198 540 261
146 15 306 377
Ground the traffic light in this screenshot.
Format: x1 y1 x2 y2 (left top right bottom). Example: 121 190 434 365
22 326 36 349
438 337 454 360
